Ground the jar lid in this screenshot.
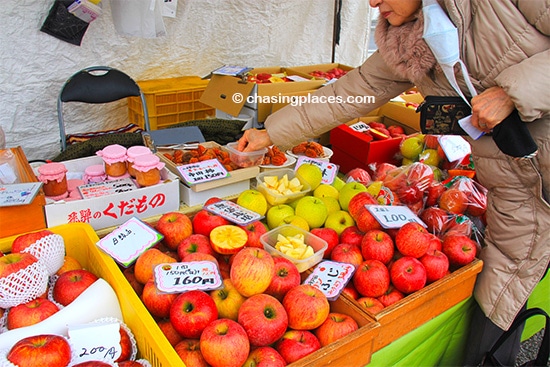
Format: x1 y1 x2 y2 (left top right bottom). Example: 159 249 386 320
133 154 165 172
85 164 106 176
127 145 152 160
96 144 127 163
38 162 67 176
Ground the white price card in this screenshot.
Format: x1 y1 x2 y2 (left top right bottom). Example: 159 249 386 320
348 122 371 132
205 200 263 226
438 135 472 163
68 322 121 364
366 205 426 229
78 177 137 199
154 261 222 293
295 156 338 185
96 217 163 267
177 159 229 186
303 260 356 301
0 182 42 206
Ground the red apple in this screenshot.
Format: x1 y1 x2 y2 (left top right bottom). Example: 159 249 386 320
7 334 72 367
72 362 111 367
438 188 468 215
204 196 223 206
388 125 406 137
442 234 477 267
356 296 385 314
339 225 364 247
174 339 209 367
342 283 360 300
192 209 230 237
352 259 390 298
7 297 59 330
466 190 487 217
133 247 177 285
361 229 395 265
390 256 427 294
424 134 439 149
209 278 247 321
371 162 398 181
314 312 359 347
330 242 363 269
123 267 144 296
441 214 474 238
169 290 218 339
52 268 98 306
354 206 383 233
177 233 215 260
264 256 301 301
0 252 39 278
394 222 431 258
155 211 193 250
310 227 339 259
11 230 54 253
420 249 450 283
238 294 289 346
282 284 330 330
425 181 446 207
347 191 378 221
230 247 274 297
419 207 449 234
346 168 372 185
425 233 443 252
117 326 134 363
157 319 183 347
238 220 268 249
377 284 405 307
200 318 250 367
182 252 219 267
242 346 286 367
141 279 178 319
117 361 146 367
275 330 321 364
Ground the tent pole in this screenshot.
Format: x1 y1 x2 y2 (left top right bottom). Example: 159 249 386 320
331 0 342 63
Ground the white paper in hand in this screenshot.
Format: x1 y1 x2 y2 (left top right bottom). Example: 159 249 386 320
458 115 485 140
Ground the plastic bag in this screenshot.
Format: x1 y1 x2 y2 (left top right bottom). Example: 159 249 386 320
110 0 167 38
0 149 20 184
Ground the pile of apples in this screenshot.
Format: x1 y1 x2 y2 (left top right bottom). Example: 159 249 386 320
361 120 408 141
0 230 148 367
308 67 348 80
123 207 364 367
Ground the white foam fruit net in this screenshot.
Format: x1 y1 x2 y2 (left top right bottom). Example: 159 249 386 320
22 234 65 276
0 260 49 309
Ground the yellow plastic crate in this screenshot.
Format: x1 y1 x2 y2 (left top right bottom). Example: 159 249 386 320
0 223 182 367
128 76 216 130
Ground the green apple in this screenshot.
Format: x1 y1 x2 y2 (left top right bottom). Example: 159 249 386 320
319 196 341 216
324 210 356 236
338 182 368 211
331 175 346 191
419 148 441 167
400 136 424 160
402 157 416 165
236 189 268 216
266 204 295 229
313 183 340 200
277 215 310 231
295 196 328 229
295 163 323 191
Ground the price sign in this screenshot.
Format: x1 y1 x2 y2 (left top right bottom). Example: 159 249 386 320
303 260 356 301
366 205 426 229
349 122 370 132
205 200 263 226
78 178 137 199
68 322 122 364
295 156 338 185
154 261 223 293
439 135 471 162
177 159 229 186
96 217 163 267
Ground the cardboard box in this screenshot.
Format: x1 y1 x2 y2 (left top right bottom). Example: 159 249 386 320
349 259 483 353
285 63 355 81
200 67 325 123
330 117 406 173
157 142 259 207
42 156 180 230
379 91 424 132
0 147 47 238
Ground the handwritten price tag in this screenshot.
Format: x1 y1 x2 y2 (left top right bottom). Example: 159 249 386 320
68 322 122 364
349 122 370 132
295 156 338 185
96 217 163 267
78 178 137 199
177 159 229 185
438 135 471 162
205 200 263 226
366 205 426 229
303 260 356 301
154 261 223 293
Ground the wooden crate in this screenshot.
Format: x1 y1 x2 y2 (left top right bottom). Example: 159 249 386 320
0 147 46 238
348 259 483 352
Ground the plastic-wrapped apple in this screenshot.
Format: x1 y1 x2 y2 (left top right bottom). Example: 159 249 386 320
400 136 424 160
419 148 441 167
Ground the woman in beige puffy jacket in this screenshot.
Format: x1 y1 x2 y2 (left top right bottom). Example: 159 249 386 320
238 0 550 364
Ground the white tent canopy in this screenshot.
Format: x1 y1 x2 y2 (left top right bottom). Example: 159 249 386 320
0 0 377 161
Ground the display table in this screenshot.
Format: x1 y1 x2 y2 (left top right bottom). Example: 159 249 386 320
367 270 549 367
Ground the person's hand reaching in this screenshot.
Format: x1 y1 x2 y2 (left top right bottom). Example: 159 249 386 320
237 128 273 152
470 86 515 132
